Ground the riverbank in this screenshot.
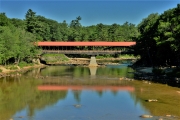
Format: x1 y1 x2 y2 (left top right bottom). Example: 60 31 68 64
0 58 135 77
45 57 137 66
133 66 180 88
41 53 138 65
0 64 46 78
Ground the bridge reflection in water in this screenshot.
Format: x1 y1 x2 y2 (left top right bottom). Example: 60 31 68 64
38 67 135 92
89 66 97 76
38 85 135 91
36 66 134 92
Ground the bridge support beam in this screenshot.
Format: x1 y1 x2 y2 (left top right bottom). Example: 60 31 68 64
89 56 98 67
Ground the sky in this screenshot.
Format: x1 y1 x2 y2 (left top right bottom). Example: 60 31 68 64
0 0 179 26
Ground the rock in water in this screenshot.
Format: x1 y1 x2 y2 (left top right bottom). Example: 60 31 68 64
73 104 82 108
140 114 153 118
146 99 158 102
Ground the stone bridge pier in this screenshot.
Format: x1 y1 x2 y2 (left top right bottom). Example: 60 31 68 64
89 56 98 67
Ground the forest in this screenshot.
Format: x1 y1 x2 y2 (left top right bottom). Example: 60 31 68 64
135 4 180 67
0 4 179 67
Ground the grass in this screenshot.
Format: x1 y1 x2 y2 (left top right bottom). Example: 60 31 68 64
119 54 140 59
42 53 69 63
96 54 139 59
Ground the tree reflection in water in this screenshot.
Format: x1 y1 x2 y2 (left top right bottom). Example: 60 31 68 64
1 65 180 120
0 75 68 120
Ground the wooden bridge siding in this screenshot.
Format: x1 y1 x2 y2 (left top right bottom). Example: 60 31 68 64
42 50 122 55
38 42 136 55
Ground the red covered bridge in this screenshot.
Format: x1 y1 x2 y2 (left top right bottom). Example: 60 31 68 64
38 85 135 92
37 41 136 66
37 41 136 55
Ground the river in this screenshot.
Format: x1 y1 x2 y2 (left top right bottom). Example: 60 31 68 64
0 63 180 120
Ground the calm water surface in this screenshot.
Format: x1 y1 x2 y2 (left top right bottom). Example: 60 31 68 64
0 64 180 120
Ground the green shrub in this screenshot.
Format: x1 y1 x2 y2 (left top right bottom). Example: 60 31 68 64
5 65 18 70
119 54 138 59
19 61 28 68
41 53 69 63
9 66 18 70
96 56 105 59
96 55 113 59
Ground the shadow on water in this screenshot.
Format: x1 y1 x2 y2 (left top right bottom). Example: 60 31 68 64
134 70 180 88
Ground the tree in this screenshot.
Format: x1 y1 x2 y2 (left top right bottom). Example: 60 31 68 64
16 29 38 64
135 4 180 67
108 23 119 41
135 13 159 66
25 9 44 40
96 23 108 41
70 16 82 29
25 9 37 33
10 18 25 29
0 13 11 26
58 20 69 41
155 5 180 66
0 26 19 65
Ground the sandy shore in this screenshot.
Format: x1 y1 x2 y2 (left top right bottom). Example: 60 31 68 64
0 64 46 77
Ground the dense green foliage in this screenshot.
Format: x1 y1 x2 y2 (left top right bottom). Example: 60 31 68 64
0 13 39 65
135 4 180 67
0 9 138 65
24 9 139 41
41 53 69 64
1 4 180 67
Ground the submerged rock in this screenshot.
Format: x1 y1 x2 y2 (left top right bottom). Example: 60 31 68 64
146 99 158 102
73 104 82 108
176 91 180 93
140 114 153 118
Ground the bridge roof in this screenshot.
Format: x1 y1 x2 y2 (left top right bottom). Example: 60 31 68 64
37 42 136 47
